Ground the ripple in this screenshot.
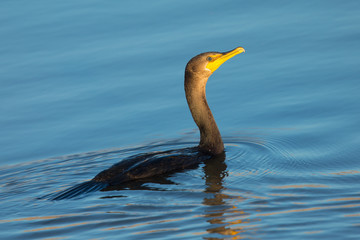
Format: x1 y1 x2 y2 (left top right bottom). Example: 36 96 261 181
1 134 360 239
222 133 301 183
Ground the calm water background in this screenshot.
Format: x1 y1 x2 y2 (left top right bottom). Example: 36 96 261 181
1 1 360 239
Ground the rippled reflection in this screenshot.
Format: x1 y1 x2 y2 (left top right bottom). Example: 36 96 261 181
201 153 259 239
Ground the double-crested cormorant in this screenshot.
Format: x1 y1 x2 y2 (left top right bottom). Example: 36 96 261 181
49 47 245 200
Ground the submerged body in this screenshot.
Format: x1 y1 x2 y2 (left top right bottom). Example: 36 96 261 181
49 47 245 200
93 148 209 184
50 148 212 200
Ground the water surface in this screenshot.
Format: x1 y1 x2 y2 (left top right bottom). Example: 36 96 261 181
1 1 360 239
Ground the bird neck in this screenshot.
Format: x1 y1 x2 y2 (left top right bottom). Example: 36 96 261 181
184 71 224 155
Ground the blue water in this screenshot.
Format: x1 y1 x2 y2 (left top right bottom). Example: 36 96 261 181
1 1 360 239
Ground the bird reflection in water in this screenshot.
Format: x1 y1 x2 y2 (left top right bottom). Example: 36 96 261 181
202 153 257 239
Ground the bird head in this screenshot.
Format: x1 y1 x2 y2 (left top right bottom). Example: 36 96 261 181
185 47 245 77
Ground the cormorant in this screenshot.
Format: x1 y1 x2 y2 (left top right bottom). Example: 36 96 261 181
49 47 245 200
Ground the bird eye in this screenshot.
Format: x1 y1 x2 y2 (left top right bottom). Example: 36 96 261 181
207 57 212 61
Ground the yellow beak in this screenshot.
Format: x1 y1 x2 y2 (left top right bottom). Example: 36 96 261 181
206 47 245 73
